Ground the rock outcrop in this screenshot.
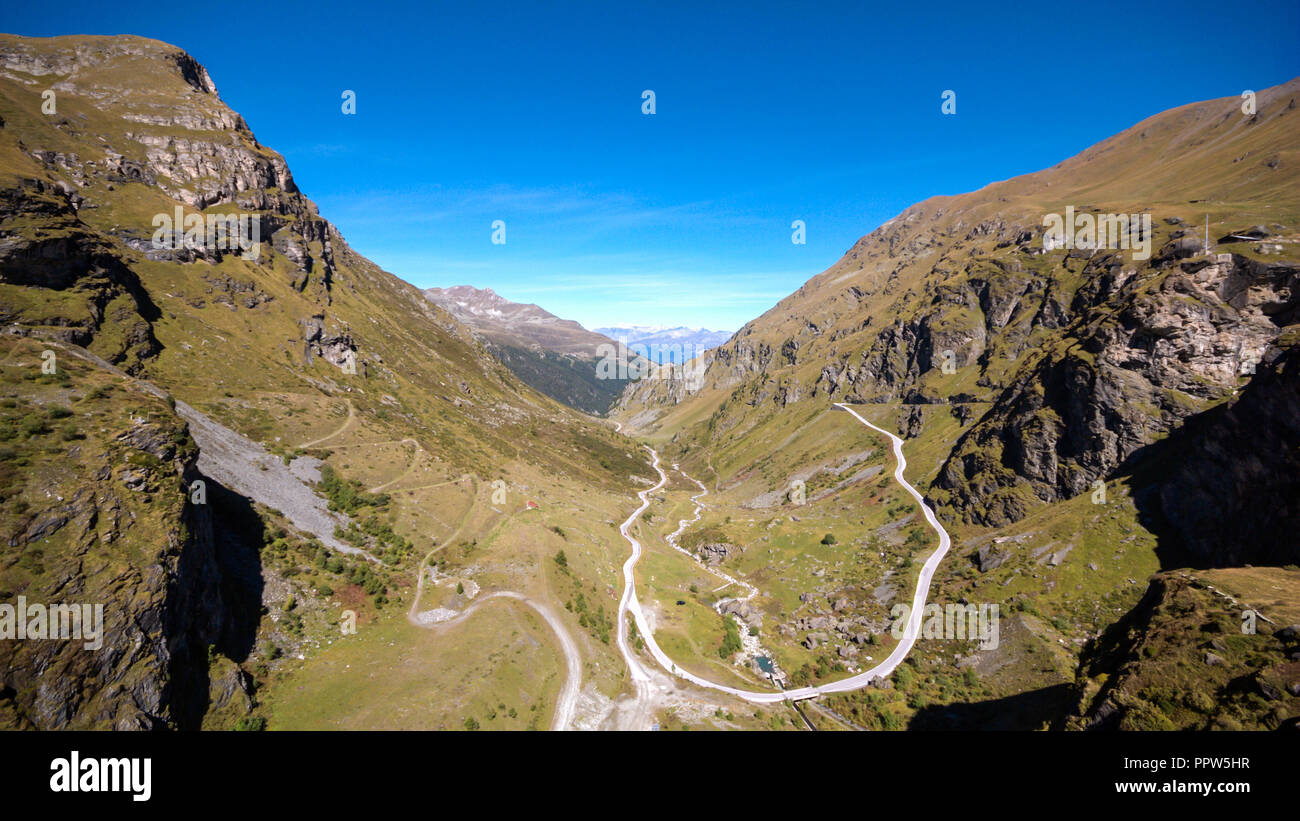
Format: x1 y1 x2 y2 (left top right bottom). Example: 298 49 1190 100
0 362 223 729
932 254 1298 525
1144 345 1300 566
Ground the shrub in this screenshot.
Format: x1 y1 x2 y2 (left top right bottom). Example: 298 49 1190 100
718 615 742 659
234 716 267 731
318 464 389 513
19 415 49 438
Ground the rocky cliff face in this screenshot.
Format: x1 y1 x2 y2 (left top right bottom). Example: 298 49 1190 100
931 252 1299 526
0 346 223 729
1143 344 1300 567
0 34 339 372
0 37 354 728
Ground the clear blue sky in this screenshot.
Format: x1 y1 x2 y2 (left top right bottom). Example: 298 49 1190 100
5 1 1298 331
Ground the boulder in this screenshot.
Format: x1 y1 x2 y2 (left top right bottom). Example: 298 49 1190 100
973 544 1010 572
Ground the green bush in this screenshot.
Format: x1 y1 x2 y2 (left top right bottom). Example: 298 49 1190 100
718 615 742 659
19 415 49 438
318 464 390 513
234 716 267 731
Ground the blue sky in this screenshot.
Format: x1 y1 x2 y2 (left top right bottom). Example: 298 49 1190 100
5 1 1299 331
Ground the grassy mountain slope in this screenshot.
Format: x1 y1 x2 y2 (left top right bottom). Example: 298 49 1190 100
618 77 1298 532
2 34 770 730
612 79 1300 729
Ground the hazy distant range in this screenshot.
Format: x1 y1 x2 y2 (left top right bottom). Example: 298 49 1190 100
594 325 732 363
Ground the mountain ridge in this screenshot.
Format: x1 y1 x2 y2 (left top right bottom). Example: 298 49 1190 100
424 284 616 358
423 283 641 414
0 33 652 729
607 77 1300 730
615 76 1300 535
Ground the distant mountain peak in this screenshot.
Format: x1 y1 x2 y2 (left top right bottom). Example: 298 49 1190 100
423 285 603 351
592 325 732 363
423 284 643 413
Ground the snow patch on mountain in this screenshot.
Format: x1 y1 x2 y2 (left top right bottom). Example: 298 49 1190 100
594 325 731 363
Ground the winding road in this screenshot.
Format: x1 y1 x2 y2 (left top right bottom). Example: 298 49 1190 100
415 590 582 732
404 478 582 731
31 337 582 728
297 398 356 448
614 402 953 705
